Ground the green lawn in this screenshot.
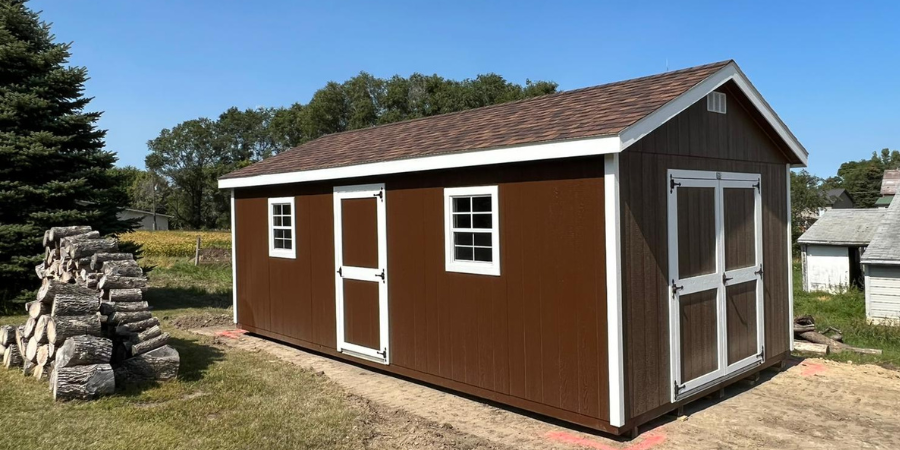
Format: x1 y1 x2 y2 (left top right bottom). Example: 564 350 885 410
0 257 369 450
793 261 900 368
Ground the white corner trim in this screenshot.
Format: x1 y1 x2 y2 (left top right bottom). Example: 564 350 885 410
604 154 625 428
786 164 794 351
619 62 808 167
443 185 501 276
219 136 621 189
267 196 297 259
230 190 238 324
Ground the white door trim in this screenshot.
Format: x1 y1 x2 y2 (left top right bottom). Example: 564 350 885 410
604 154 625 428
333 183 390 364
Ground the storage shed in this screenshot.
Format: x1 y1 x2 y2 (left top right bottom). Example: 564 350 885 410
862 196 900 324
797 209 884 293
219 60 807 435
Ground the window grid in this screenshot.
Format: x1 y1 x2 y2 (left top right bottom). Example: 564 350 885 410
271 203 292 250
450 195 493 263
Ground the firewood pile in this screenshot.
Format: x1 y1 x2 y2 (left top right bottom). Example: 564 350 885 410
793 315 882 356
1 225 179 401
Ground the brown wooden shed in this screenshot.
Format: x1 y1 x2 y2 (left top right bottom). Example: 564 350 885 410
218 60 807 435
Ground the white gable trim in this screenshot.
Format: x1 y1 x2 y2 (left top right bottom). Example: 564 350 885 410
219 136 621 189
619 62 808 166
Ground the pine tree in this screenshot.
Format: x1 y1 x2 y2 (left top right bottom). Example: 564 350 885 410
0 0 132 307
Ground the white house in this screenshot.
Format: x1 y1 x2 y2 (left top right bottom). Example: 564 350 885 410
118 208 172 231
797 209 884 293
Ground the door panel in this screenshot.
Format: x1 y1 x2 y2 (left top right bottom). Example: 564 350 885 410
723 188 756 271
343 279 381 349
677 187 717 279
726 281 758 365
341 198 379 268
679 289 719 382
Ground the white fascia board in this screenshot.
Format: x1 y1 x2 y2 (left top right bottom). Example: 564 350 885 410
618 62 809 167
218 136 621 189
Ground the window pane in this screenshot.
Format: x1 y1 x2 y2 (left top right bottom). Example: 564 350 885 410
472 196 491 212
472 213 492 229
473 232 492 247
274 239 284 249
282 215 291 227
455 246 474 261
453 214 471 228
273 204 282 215
474 247 492 262
274 216 283 227
454 232 473 245
282 229 292 240
453 197 471 213
282 204 291 215
274 229 284 239
282 239 292 250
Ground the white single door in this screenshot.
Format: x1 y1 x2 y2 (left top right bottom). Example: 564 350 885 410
667 170 764 401
333 183 389 364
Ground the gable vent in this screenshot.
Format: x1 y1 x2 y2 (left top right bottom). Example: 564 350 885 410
707 92 726 114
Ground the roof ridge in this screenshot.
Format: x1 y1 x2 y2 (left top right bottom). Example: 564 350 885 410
289 59 734 147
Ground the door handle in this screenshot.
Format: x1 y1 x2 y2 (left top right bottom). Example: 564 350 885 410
723 273 733 285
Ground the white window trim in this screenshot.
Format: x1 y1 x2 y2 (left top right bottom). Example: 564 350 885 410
444 186 500 276
267 196 296 259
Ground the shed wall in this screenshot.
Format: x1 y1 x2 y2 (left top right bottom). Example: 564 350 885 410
618 81 792 423
233 158 612 430
866 265 900 321
805 245 851 293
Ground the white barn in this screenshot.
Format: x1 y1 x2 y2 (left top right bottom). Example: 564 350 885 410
118 208 172 231
798 209 884 293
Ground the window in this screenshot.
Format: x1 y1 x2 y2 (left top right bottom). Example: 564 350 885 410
444 186 500 276
268 197 296 259
707 91 726 114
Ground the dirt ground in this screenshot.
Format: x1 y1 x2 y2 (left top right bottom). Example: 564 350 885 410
193 325 900 450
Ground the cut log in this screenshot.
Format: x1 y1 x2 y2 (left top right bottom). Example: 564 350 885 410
37 344 51 366
34 362 51 380
48 226 92 245
27 300 50 319
33 315 50 344
798 331 883 355
3 344 23 368
52 294 99 317
129 325 162 345
60 271 76 284
55 335 113 368
37 280 96 304
108 288 142 303
90 252 134 271
108 311 153 326
115 317 159 335
23 316 36 338
35 262 46 279
127 332 169 356
114 345 179 383
43 229 51 248
48 343 56 360
0 325 16 347
68 238 118 259
74 257 92 270
100 301 149 316
59 231 101 253
98 275 146 291
23 359 36 376
47 315 102 345
52 364 115 401
15 326 25 354
25 337 39 362
102 259 142 277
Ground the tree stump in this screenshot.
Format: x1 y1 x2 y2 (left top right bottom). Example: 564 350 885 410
55 335 113 368
47 315 102 345
114 345 179 383
52 294 99 317
52 364 115 401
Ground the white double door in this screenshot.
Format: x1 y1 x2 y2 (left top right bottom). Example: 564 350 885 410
667 169 765 400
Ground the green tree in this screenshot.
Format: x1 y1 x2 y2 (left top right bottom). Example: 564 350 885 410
218 107 278 162
834 149 900 208
790 169 827 239
0 0 132 306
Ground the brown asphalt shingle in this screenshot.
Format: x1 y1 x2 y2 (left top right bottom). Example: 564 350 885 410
221 60 732 180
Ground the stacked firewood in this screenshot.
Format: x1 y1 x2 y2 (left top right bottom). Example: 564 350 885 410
1 225 179 401
793 315 882 356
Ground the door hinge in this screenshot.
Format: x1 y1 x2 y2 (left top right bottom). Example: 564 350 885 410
337 267 342 277
375 268 386 283
671 279 684 297
670 175 682 193
373 188 384 201
376 347 387 359
755 264 764 276
753 179 761 192
674 380 683 395
759 344 766 359
723 273 733 285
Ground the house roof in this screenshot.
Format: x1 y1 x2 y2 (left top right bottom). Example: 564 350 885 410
875 195 894 207
882 170 900 196
798 209 886 246
825 188 849 205
220 60 808 189
862 196 900 265
123 208 174 219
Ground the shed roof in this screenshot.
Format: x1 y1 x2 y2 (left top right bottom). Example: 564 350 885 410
862 197 900 265
875 195 894 207
797 209 886 246
882 170 900 196
219 60 808 189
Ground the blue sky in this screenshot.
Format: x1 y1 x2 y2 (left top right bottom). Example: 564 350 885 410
32 0 899 177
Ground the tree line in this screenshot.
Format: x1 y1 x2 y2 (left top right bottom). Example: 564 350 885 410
140 73 559 229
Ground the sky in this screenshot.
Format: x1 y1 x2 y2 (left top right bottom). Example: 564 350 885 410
31 0 900 178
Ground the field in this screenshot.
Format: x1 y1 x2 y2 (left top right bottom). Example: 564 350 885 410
119 230 231 257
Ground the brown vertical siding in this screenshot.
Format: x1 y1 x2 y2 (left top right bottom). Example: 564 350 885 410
726 280 758 365
619 81 791 421
234 157 611 430
679 289 719 382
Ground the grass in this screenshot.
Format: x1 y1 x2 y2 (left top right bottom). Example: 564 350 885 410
121 230 231 257
793 261 900 368
0 257 369 450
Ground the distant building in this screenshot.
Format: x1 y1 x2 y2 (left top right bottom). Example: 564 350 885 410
876 169 900 208
815 188 855 217
118 208 172 231
862 196 900 324
798 208 884 293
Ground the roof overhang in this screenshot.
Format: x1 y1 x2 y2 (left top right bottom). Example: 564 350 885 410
219 61 808 190
797 240 870 247
863 259 900 266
